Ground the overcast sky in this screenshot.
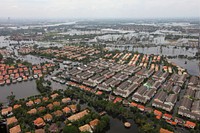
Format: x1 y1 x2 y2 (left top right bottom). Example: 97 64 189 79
0 0 199 19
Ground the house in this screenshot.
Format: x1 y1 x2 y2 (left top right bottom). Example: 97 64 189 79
69 105 77 113
51 93 59 99
174 117 185 125
164 94 177 106
68 110 89 122
130 102 138 108
159 128 173 133
137 104 145 111
62 97 71 104
42 97 49 102
62 107 71 114
162 113 172 120
191 100 200 114
89 119 99 129
47 103 54 110
9 125 21 133
179 97 192 110
34 99 41 104
13 104 21 110
53 101 60 107
176 74 187 86
184 121 196 129
113 97 122 104
53 110 63 117
26 100 34 107
6 116 18 125
34 118 45 127
1 107 12 116
79 124 92 133
27 108 37 114
38 106 45 112
43 114 53 122
154 91 167 103
154 110 162 116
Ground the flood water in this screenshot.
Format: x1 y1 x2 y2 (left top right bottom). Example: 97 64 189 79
18 54 54 64
107 117 139 133
106 45 198 57
169 58 200 76
0 81 39 104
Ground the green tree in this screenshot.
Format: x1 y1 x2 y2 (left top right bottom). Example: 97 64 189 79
0 53 3 60
63 125 79 133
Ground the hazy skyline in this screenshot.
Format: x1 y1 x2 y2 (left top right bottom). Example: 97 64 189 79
0 0 200 19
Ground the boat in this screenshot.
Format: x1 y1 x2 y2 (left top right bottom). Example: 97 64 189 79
124 122 131 128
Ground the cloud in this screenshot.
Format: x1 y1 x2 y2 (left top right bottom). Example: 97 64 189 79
0 0 199 19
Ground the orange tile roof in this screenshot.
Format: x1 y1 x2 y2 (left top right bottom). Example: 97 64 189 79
96 91 103 95
130 102 138 107
34 118 45 127
26 100 34 107
9 125 21 133
53 101 60 106
47 103 53 110
51 93 59 99
184 121 196 128
163 113 172 119
53 110 63 117
62 97 71 103
89 119 99 128
69 105 77 113
42 97 49 102
79 124 92 132
13 104 21 109
62 107 71 113
154 110 162 116
156 115 161 120
137 104 145 110
113 97 122 103
38 106 45 112
27 108 37 114
7 116 18 125
1 107 12 115
160 128 173 133
43 114 53 121
68 110 89 122
34 98 41 104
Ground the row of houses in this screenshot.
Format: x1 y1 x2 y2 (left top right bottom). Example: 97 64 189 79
105 52 162 72
129 101 196 129
178 84 200 121
0 62 55 85
35 45 100 61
